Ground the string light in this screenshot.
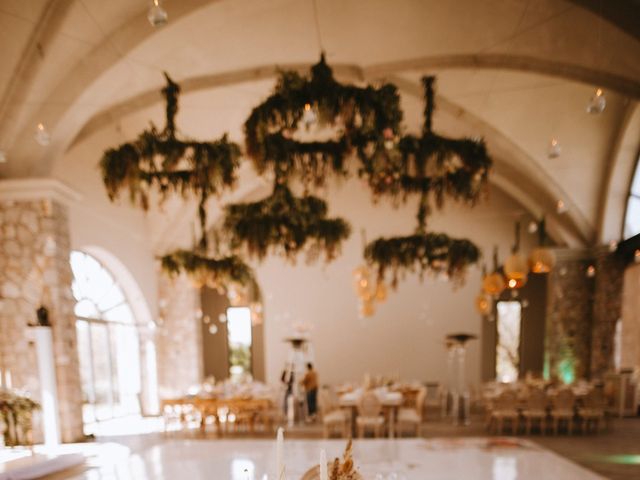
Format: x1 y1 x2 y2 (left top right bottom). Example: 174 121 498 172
586 265 596 278
35 123 50 146
547 138 561 159
587 88 606 114
148 0 168 27
556 200 567 214
302 102 318 128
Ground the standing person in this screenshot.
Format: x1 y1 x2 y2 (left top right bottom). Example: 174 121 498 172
281 363 294 413
302 363 318 421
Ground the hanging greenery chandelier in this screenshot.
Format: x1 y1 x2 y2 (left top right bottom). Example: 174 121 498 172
99 74 260 297
223 184 350 262
363 77 489 287
223 55 403 261
100 73 241 249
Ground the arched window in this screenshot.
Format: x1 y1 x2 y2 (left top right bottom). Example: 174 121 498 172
70 251 142 426
624 156 640 239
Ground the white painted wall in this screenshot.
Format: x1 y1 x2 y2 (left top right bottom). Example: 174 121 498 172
52 128 158 323
259 178 536 388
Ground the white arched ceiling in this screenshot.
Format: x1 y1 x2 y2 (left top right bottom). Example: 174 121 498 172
1 0 640 247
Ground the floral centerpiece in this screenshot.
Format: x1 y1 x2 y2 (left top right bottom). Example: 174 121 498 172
0 389 40 446
301 440 363 480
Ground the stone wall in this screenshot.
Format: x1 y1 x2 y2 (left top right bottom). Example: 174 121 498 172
545 250 595 382
544 247 627 382
0 199 83 442
590 248 626 377
156 273 203 398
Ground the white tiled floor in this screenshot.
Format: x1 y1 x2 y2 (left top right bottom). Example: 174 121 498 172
54 437 603 480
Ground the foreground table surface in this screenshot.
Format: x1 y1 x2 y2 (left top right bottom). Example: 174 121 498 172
47 437 603 480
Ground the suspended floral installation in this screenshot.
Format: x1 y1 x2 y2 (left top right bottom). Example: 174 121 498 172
100 73 241 248
160 249 261 298
363 77 488 287
224 185 350 262
358 77 491 227
224 55 403 261
99 74 260 301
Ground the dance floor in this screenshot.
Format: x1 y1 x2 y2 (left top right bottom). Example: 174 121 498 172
15 437 603 480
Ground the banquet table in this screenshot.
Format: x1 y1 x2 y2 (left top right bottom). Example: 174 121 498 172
160 396 274 434
338 389 404 437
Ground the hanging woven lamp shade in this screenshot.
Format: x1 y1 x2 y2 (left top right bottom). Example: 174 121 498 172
529 247 556 273
475 292 492 315
504 252 529 282
482 247 506 296
528 218 555 273
482 272 506 296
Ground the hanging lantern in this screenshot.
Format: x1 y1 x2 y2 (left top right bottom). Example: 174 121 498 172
528 217 555 273
504 222 528 288
482 271 506 296
529 247 556 273
504 253 529 284
482 247 506 297
374 281 387 302
475 292 492 316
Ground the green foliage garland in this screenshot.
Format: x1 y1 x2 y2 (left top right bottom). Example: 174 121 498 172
160 249 261 301
362 77 488 286
225 55 400 262
365 233 481 287
359 77 491 229
223 185 350 261
100 73 241 247
244 54 403 188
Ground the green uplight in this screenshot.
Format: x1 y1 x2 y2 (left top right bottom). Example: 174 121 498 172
557 357 575 385
599 454 640 465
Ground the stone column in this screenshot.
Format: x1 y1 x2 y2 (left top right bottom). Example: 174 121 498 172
590 247 626 378
0 187 83 442
156 273 203 398
544 250 594 382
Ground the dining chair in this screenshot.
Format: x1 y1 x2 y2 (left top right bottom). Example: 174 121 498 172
521 387 547 434
396 387 427 437
319 388 350 438
356 391 385 438
578 388 605 433
550 388 575 434
488 390 519 434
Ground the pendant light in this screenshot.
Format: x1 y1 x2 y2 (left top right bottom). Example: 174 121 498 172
475 265 493 316
504 221 528 288
482 247 506 297
529 217 556 273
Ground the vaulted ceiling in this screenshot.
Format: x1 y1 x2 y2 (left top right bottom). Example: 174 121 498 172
1 0 639 250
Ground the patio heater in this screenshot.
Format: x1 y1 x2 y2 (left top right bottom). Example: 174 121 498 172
446 333 478 426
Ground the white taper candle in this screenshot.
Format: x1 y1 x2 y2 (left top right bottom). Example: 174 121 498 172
319 449 328 480
276 427 284 479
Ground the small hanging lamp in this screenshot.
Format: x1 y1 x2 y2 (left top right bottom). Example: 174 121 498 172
504 221 528 288
529 217 556 273
482 247 506 297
